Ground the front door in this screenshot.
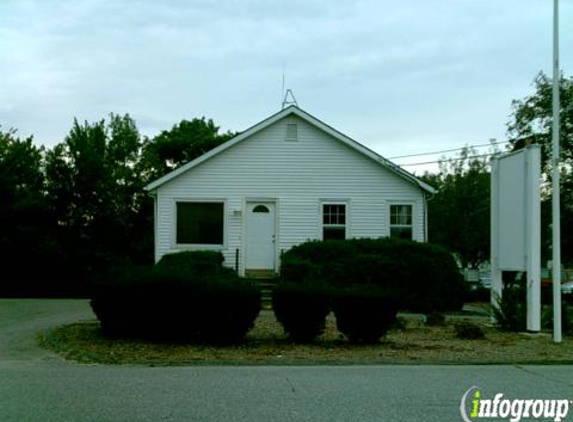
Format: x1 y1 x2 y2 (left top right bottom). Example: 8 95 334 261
246 202 276 270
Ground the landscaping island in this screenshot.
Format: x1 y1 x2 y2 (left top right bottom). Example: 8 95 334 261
40 310 573 366
40 243 572 365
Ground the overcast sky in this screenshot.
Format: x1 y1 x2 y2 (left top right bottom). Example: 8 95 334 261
1 0 571 174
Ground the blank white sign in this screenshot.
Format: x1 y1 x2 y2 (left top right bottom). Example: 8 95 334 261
497 151 527 270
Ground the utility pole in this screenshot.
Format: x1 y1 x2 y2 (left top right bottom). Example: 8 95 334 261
552 0 562 343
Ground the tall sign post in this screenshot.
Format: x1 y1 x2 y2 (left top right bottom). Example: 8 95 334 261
491 146 541 332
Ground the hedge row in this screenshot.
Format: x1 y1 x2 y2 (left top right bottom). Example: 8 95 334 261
91 238 464 344
90 251 261 343
280 238 466 313
272 238 464 343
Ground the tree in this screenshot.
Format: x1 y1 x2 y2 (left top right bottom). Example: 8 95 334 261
0 128 63 294
422 147 492 269
507 72 573 265
141 117 236 181
43 113 237 286
1 112 236 295
45 114 152 281
508 72 573 174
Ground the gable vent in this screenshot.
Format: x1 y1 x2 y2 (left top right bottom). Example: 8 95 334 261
285 123 298 141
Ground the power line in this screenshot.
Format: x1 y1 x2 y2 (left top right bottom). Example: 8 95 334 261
388 140 510 160
398 153 495 167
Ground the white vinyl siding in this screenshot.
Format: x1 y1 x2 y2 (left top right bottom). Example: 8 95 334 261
154 115 425 274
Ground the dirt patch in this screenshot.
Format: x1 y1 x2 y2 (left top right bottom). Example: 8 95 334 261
40 311 573 365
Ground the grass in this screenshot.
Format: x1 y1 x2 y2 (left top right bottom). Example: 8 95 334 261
39 310 573 366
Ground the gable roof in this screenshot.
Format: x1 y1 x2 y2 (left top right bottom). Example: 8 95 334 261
145 106 436 194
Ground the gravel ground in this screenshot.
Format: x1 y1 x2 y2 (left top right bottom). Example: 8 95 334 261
40 309 573 365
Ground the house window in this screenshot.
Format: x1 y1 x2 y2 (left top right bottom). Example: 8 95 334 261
176 202 224 245
253 205 270 213
323 204 346 240
390 204 413 240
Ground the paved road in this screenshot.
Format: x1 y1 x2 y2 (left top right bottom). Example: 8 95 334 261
1 299 572 422
0 299 94 362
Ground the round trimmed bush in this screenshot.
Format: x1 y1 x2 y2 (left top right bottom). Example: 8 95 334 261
90 251 261 343
90 265 157 337
272 282 331 342
200 276 262 343
332 285 398 343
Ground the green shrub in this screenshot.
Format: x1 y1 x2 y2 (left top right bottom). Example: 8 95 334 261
542 304 573 336
272 282 331 342
454 320 485 340
281 238 465 313
492 279 526 332
155 250 225 276
279 240 356 285
197 276 262 343
90 265 159 337
90 251 261 343
332 285 398 343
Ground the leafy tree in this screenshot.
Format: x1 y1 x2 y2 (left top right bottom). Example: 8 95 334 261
45 114 152 281
0 128 63 294
507 72 573 265
422 147 493 269
141 117 236 180
2 112 236 295
43 113 237 286
508 72 573 174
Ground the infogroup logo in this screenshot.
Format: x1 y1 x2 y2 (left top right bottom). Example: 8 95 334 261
460 386 571 422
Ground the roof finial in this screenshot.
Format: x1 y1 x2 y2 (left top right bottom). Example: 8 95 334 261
282 89 298 109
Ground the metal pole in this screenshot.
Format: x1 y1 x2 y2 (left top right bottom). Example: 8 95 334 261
552 0 562 343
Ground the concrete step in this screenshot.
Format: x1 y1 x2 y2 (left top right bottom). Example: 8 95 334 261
249 277 279 310
245 269 278 279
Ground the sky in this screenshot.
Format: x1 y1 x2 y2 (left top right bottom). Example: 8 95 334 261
1 0 571 174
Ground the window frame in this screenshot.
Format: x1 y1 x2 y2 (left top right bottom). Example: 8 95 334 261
285 123 298 142
321 201 349 240
388 203 414 240
173 199 227 249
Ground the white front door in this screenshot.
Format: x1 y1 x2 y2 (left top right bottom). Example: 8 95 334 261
246 202 276 270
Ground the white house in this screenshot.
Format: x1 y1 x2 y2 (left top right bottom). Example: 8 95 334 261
145 106 435 277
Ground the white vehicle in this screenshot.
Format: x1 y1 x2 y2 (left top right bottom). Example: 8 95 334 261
561 281 573 296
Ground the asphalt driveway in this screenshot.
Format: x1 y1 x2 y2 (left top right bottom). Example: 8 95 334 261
0 298 94 361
